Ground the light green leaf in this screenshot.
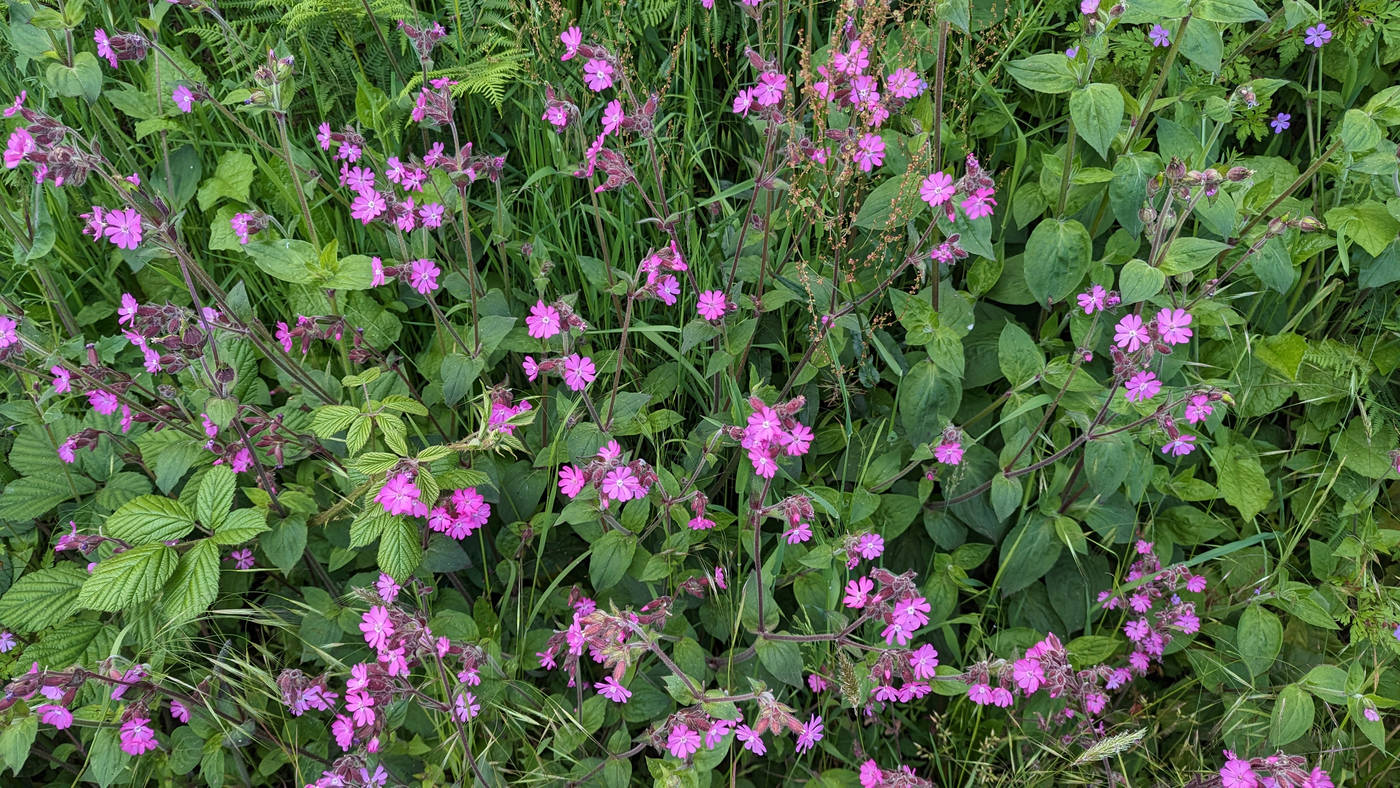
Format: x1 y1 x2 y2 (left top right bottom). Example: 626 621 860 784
0 564 88 633
1160 237 1230 275
1339 108 1382 154
212 508 269 545
0 474 95 520
1325 201 1400 257
1270 684 1313 746
377 517 422 581
196 465 236 528
1023 219 1092 306
1118 259 1165 303
1005 53 1077 94
1236 604 1282 678
1211 444 1273 520
242 239 316 284
44 52 101 103
1070 83 1123 159
105 495 197 545
1195 0 1267 23
590 530 637 591
78 543 179 612
756 637 805 687
196 150 255 210
997 515 1062 596
162 540 221 623
997 322 1043 386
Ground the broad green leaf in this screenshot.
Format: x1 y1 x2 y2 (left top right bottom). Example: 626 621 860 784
1160 237 1230 275
1070 83 1123 158
162 540 221 623
212 508 269 545
1299 664 1348 705
756 637 804 687
441 353 482 407
378 517 422 581
196 465 236 528
260 516 307 574
1023 219 1092 306
1117 259 1165 303
997 515 1062 596
78 543 179 612
1179 20 1224 72
1339 108 1382 154
1325 201 1400 257
1005 53 1077 94
997 323 1043 386
1120 0 1189 23
196 150 255 210
1253 333 1307 380
0 474 95 520
1195 0 1267 23
1211 444 1273 520
590 530 637 591
1236 604 1282 678
0 714 37 775
1065 635 1120 667
1269 684 1313 746
855 175 920 229
242 239 316 284
1109 153 1160 237
899 359 961 446
106 495 197 545
0 564 88 633
44 52 101 103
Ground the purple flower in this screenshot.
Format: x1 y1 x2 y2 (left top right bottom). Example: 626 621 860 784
1148 24 1171 47
1304 22 1332 48
1270 113 1290 134
172 85 194 112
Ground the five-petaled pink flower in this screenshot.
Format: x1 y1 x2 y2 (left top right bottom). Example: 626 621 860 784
1114 313 1150 351
582 58 615 92
408 259 440 295
1219 758 1258 788
558 465 586 498
1162 435 1196 456
853 133 885 172
560 27 582 61
359 605 394 651
697 290 727 321
562 354 596 391
595 676 632 703
920 171 954 207
1077 285 1107 314
95 29 117 68
794 714 824 754
172 85 194 112
527 300 562 339
104 208 143 250
119 717 157 756
667 725 700 759
1148 24 1171 47
960 187 997 220
1123 371 1161 403
843 576 874 608
375 473 423 516
601 100 625 134
1156 307 1192 345
934 440 963 465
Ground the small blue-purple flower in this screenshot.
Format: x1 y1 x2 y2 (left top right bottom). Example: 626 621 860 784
1304 22 1332 48
1066 46 1079 59
1392 623 1400 641
1270 113 1290 134
1149 24 1171 47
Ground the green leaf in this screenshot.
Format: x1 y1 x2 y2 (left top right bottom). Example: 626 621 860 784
105 495 197 545
196 465 236 528
997 323 1044 386
0 564 88 633
1070 83 1123 159
1109 153 1161 236
1065 635 1120 667
756 637 804 687
242 239 316 284
899 359 961 446
78 543 179 612
590 530 637 591
260 516 307 574
1119 0 1189 23
1179 20 1224 72
212 508 269 545
1211 443 1273 520
1299 664 1348 705
378 517 422 581
1159 237 1230 275
1325 201 1400 257
1118 258 1165 303
1005 53 1077 94
311 405 360 437
0 474 95 520
1236 604 1282 678
997 515 1062 596
1269 684 1313 746
1339 108 1382 154
44 52 101 103
196 150 255 210
162 540 220 623
1195 0 1267 23
1253 333 1307 380
440 353 482 407
1023 219 1092 306
0 714 37 775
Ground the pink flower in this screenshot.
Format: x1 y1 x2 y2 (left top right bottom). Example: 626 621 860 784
909 644 939 679
654 275 680 305
38 704 73 729
119 718 158 756
375 473 422 516
560 26 581 61
316 123 333 150
667 725 701 759
229 548 254 570
602 100 625 134
853 133 885 172
1148 24 1171 47
561 354 596 391
1364 707 1380 722
172 85 194 112
599 467 642 502
1220 758 1258 788
934 440 964 465
1080 0 1100 13
920 171 955 207
527 300 562 339
359 605 394 650
558 465 585 498
3 127 33 169
1156 307 1193 345
169 700 190 723
331 715 355 750
1113 314 1150 351
794 714 823 754
1186 574 1207 593
1077 284 1107 314
886 68 923 99
346 690 376 728
735 724 766 755
595 676 631 703
854 533 884 560
860 761 884 788
1183 394 1214 424
786 423 813 456
351 190 387 224
844 576 874 608
104 208 143 250
967 683 994 705
894 595 931 630
376 573 400 602
419 203 445 228
960 187 997 220
88 389 119 415
752 71 787 106
687 515 715 530
454 692 480 721
1303 767 1334 788
408 259 440 295
1162 435 1196 456
3 91 24 118
51 366 71 393
1123 371 1161 403
1013 658 1044 693
784 521 812 544
94 29 117 68
697 290 727 321
582 58 615 92
732 89 755 116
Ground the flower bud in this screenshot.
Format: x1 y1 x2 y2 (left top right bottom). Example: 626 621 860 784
1225 166 1253 182
1296 216 1325 232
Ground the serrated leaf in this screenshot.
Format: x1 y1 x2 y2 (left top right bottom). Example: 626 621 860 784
105 495 197 545
0 564 88 633
0 474 95 521
377 517 422 581
78 543 179 612
196 465 236 528
162 540 220 623
311 405 359 438
212 508 269 545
